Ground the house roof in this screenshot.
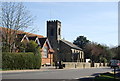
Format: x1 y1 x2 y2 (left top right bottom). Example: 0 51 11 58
60 39 82 50
48 49 54 53
0 27 44 38
38 38 47 48
17 32 44 38
0 27 54 53
28 36 37 41
38 38 54 52
17 33 26 41
26 33 44 38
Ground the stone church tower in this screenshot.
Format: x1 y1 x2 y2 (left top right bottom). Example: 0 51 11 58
47 20 84 63
47 20 61 62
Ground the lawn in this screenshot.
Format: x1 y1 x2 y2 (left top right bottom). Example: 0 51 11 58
94 72 120 81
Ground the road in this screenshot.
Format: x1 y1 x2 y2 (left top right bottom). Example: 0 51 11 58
2 67 113 81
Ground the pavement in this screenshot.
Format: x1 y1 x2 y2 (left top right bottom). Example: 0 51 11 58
0 66 95 73
1 79 93 81
1 66 109 73
1 66 57 73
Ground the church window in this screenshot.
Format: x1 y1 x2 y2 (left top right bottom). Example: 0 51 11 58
58 28 60 35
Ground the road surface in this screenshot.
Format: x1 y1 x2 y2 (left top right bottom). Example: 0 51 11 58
2 67 113 81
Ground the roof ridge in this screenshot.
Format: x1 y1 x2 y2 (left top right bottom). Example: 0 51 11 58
60 39 82 50
0 27 44 38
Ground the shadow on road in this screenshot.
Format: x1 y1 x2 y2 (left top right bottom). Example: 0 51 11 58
91 73 101 76
77 78 94 81
76 72 101 81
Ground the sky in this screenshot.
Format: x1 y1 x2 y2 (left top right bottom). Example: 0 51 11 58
24 2 118 47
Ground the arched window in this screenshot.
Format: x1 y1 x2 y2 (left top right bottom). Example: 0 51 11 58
58 28 60 35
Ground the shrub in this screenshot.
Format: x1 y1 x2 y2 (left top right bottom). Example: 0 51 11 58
2 52 41 70
25 41 41 68
2 41 41 70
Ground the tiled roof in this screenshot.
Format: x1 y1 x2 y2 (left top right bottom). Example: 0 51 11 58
38 38 47 48
0 27 54 53
60 39 82 50
0 27 44 38
17 33 26 41
28 36 37 41
26 33 44 38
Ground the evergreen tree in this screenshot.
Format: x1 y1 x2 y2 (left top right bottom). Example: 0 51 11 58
73 36 90 49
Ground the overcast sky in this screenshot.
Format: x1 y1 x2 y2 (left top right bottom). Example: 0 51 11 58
24 2 118 47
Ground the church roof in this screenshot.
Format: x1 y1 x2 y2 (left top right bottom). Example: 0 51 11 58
60 39 82 50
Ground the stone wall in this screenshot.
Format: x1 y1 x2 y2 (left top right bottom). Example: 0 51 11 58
59 41 71 62
63 62 108 69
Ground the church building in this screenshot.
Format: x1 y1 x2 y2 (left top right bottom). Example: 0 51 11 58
47 20 84 63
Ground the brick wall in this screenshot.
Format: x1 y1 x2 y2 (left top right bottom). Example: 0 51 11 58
42 53 53 65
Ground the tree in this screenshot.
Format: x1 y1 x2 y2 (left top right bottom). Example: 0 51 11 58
84 42 101 62
0 2 33 52
17 42 27 52
26 41 40 55
84 42 113 63
117 46 120 59
73 36 90 49
111 46 120 60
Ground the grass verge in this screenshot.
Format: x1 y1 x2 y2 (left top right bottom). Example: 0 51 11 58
94 72 120 81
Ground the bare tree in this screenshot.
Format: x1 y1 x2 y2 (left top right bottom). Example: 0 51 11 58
0 2 33 52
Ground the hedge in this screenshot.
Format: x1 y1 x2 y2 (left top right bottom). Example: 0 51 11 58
2 52 41 70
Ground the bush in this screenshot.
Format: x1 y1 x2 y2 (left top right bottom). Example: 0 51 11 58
2 52 41 70
2 41 42 70
25 41 41 68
